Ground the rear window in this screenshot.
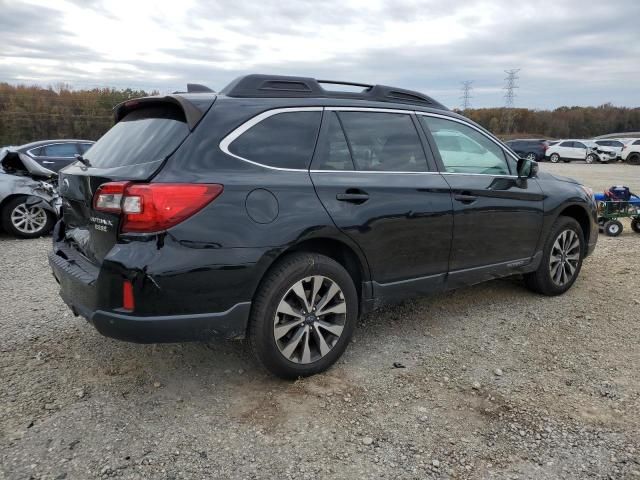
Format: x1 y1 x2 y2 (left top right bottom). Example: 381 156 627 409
84 104 189 169
44 143 78 157
78 143 93 154
228 111 322 169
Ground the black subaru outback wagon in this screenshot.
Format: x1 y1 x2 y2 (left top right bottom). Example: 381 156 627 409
49 74 598 378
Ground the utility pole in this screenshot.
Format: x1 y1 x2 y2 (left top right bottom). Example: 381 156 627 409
503 69 520 134
460 80 473 111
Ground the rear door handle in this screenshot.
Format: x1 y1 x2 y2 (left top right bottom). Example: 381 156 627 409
336 190 369 204
454 193 478 204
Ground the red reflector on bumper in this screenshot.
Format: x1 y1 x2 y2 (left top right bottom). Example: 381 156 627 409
123 280 135 311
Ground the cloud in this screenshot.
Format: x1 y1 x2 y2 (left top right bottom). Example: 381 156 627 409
0 0 638 108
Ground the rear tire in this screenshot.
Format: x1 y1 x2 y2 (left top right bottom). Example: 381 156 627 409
631 218 640 233
550 153 560 163
604 220 623 237
627 153 640 166
248 252 358 379
524 216 584 296
1 196 55 239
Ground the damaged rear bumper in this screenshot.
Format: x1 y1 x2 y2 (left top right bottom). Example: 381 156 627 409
48 231 262 343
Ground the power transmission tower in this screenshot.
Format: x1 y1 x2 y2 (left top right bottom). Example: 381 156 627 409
503 68 520 134
460 80 473 111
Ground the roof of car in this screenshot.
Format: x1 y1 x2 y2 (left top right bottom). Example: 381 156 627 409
508 139 547 142
219 74 448 109
114 74 459 130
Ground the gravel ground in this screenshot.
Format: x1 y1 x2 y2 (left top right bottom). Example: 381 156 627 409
1 162 639 480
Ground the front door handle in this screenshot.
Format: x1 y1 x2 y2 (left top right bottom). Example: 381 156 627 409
454 193 478 204
336 189 369 204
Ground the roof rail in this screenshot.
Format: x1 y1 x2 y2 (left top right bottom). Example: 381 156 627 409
219 74 447 110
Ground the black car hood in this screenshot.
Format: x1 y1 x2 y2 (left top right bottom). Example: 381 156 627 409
536 170 581 185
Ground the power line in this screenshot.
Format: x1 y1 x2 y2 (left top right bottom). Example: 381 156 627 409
460 80 473 110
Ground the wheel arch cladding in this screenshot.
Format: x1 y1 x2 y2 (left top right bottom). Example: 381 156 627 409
558 205 591 246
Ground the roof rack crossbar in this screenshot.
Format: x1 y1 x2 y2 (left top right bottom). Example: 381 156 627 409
317 79 373 90
220 74 447 110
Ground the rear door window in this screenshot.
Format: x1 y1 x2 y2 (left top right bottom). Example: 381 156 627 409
420 116 510 175
338 111 427 172
78 143 94 154
44 143 78 157
228 111 322 169
84 104 189 169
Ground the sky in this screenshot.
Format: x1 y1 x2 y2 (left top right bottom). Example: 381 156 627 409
1 0 639 110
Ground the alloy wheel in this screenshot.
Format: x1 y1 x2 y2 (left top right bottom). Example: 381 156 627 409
10 203 48 235
549 229 580 286
526 153 536 161
273 275 346 364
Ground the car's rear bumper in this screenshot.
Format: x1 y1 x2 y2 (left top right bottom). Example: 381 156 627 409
82 302 251 343
49 248 253 342
47 220 272 342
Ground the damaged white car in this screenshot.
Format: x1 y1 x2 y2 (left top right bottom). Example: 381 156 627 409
0 148 62 238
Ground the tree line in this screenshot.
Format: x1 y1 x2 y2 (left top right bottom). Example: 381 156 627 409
462 104 640 139
0 83 155 146
1 83 639 146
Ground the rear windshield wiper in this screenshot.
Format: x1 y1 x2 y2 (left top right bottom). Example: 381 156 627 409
74 154 91 167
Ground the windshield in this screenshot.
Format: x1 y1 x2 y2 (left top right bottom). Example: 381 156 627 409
83 104 189 169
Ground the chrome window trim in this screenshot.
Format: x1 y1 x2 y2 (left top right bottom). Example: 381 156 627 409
27 142 79 159
325 106 414 114
219 107 323 172
219 106 522 177
310 169 518 178
310 170 439 175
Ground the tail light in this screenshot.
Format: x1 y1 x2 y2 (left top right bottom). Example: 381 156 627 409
93 183 223 233
543 144 549 151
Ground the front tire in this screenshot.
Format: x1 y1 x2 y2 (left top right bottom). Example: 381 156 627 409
525 152 537 162
631 218 640 233
585 153 595 164
1 196 54 239
549 153 560 163
524 216 584 296
248 253 358 379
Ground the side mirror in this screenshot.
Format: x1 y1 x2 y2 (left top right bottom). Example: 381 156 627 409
517 157 538 179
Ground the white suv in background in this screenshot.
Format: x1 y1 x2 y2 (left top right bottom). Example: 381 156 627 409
594 139 625 159
546 140 616 163
621 139 640 165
